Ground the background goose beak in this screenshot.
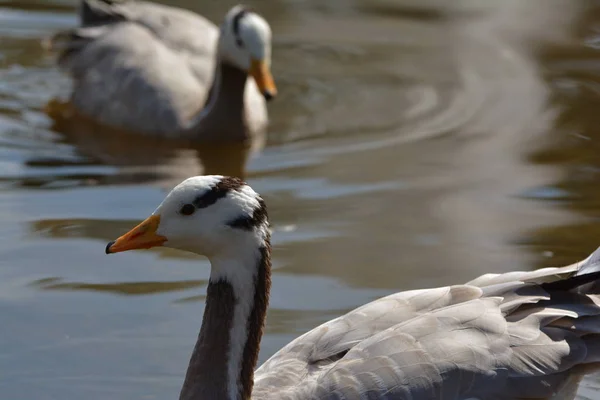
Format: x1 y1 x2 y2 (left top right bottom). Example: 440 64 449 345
249 58 277 101
106 214 167 254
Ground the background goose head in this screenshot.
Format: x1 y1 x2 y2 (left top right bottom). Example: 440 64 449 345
219 5 277 101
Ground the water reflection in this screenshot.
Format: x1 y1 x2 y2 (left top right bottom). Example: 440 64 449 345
18 118 253 191
522 16 600 269
30 217 203 260
30 276 206 295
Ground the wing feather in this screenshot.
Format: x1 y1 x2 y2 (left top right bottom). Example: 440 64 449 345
253 249 600 399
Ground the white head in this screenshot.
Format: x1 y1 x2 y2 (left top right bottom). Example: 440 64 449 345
218 5 277 100
105 176 269 259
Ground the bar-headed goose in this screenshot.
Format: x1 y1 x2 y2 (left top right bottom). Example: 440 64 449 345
45 2 276 141
106 175 600 400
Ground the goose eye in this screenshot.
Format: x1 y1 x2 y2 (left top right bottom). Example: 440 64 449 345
180 204 195 216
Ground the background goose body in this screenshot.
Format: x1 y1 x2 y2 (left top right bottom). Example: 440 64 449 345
107 175 600 400
46 1 275 139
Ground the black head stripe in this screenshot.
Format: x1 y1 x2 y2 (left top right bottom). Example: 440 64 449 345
232 7 250 47
193 177 245 209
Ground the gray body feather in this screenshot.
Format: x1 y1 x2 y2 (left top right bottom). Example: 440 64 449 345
252 248 600 399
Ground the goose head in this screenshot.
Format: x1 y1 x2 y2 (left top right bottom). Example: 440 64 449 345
105 176 268 259
218 5 277 101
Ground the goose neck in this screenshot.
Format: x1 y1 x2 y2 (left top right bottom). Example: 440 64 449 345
179 239 271 400
186 61 249 141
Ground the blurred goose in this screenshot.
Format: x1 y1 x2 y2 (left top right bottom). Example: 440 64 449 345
45 2 276 140
106 175 600 400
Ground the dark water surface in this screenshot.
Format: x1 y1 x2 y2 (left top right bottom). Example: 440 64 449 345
2 0 600 398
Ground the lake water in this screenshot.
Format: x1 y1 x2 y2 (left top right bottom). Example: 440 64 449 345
2 0 600 398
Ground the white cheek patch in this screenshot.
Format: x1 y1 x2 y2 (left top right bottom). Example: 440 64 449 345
219 33 248 69
219 9 272 70
239 14 271 61
229 185 262 214
200 184 262 229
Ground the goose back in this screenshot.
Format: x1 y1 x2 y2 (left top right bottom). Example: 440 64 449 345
252 253 600 399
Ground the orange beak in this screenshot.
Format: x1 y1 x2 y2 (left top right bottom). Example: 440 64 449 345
105 214 167 254
249 59 277 101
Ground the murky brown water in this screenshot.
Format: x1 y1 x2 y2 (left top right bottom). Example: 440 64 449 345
2 0 600 398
